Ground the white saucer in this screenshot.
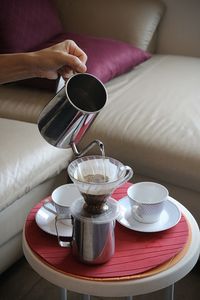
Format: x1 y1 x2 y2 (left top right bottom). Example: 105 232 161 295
117 196 181 232
35 206 73 236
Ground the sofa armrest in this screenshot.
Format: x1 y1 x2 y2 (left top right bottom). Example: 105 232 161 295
54 0 165 51
157 0 200 57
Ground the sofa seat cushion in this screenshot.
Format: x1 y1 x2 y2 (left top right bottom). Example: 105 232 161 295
81 55 200 193
0 118 72 213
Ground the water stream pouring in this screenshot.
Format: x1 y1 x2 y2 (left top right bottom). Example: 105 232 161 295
38 73 107 157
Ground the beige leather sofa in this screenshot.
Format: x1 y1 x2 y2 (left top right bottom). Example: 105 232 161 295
1 0 200 273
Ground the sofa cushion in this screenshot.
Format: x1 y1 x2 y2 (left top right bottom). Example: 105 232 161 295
0 0 63 53
0 118 72 270
157 0 200 57
0 118 72 212
54 0 165 51
54 32 151 83
81 55 200 194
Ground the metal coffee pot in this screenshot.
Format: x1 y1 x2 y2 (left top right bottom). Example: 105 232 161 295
38 73 107 156
55 197 119 265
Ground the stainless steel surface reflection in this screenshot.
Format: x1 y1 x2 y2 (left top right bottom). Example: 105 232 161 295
72 217 115 264
71 198 119 264
38 73 107 154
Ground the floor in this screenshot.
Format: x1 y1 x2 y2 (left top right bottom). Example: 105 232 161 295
0 257 199 300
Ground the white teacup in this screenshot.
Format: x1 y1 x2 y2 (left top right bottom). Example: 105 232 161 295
127 182 169 223
43 184 81 224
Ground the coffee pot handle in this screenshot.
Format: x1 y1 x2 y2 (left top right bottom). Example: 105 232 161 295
55 215 72 247
71 139 105 157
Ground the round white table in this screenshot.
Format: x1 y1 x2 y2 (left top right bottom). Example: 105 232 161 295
23 199 200 300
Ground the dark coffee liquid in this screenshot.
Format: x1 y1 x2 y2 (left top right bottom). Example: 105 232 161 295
80 174 110 213
82 192 109 214
83 174 109 183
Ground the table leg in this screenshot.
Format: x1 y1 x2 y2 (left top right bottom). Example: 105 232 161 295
60 288 67 300
165 284 174 300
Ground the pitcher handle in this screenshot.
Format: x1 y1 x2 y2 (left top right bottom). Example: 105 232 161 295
55 215 72 248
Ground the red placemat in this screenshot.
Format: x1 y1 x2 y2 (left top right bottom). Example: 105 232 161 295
25 183 189 280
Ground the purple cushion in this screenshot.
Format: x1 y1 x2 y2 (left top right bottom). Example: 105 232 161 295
0 0 63 53
0 0 63 90
57 32 152 83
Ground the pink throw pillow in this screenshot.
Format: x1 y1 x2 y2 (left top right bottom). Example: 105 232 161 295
0 0 63 54
57 32 152 83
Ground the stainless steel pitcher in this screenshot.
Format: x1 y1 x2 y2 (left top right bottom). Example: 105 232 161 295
38 73 107 156
55 197 119 264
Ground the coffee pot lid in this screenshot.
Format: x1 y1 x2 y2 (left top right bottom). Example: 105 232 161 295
70 198 119 223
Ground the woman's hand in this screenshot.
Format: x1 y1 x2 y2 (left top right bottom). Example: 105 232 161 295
32 40 87 80
0 39 87 84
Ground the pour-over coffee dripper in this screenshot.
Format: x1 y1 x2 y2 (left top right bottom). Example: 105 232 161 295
67 155 133 214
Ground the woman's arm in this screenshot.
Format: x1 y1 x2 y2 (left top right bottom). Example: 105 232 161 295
0 40 87 84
